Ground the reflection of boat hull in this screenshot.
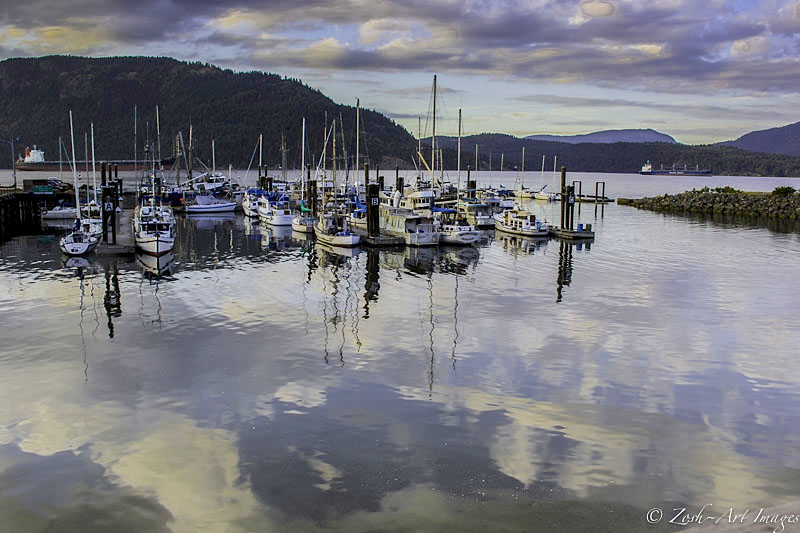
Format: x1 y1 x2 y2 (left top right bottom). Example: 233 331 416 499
136 251 176 276
439 227 481 245
316 242 361 259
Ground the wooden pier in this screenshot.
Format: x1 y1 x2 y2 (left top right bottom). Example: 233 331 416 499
0 192 41 242
96 209 135 255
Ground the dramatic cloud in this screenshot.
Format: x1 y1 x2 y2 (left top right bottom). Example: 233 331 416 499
1 0 799 142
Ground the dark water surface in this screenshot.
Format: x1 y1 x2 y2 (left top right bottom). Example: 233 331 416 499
2 176 800 532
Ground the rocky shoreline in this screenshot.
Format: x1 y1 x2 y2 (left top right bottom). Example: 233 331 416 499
618 187 800 219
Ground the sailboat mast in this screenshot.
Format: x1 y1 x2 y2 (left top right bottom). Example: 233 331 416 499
522 146 525 172
91 123 97 204
457 108 462 187
541 154 545 177
301 117 306 198
355 98 360 175
281 132 287 182
212 139 216 173
431 75 437 175
475 144 478 171
69 111 80 218
259 133 263 170
84 132 89 206
133 105 137 173
417 116 422 174
156 105 162 171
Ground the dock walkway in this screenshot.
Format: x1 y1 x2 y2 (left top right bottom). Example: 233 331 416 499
96 210 135 255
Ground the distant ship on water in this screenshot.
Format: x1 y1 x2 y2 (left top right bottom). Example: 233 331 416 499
640 161 712 176
15 145 172 172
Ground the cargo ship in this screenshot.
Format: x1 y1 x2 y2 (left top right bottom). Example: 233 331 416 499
640 161 712 176
15 145 172 172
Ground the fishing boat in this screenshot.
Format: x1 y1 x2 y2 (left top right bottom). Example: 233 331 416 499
314 212 360 247
186 194 237 214
457 199 495 228
257 198 294 225
59 111 99 256
493 207 549 237
433 208 480 245
134 204 175 256
380 206 439 246
243 188 265 217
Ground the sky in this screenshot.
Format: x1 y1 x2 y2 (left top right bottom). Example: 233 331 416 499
0 0 799 144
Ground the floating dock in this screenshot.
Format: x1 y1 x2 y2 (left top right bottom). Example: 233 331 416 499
96 210 135 255
549 226 595 240
353 228 405 247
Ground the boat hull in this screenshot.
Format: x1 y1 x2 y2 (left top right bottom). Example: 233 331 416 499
59 235 98 256
42 207 77 219
186 202 237 214
440 230 481 245
291 217 314 233
494 221 549 237
135 236 175 256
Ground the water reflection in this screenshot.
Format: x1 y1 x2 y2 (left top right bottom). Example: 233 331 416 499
136 251 176 278
3 205 800 532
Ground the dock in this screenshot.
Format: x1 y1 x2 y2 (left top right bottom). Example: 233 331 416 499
549 226 595 240
96 209 135 255
353 228 405 247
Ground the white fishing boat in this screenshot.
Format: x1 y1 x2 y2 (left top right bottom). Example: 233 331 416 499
42 204 78 220
257 198 294 225
134 204 175 256
292 213 315 233
433 209 480 245
186 194 237 214
314 213 360 247
493 207 549 237
242 188 265 217
380 206 439 246
457 199 495 228
59 111 99 256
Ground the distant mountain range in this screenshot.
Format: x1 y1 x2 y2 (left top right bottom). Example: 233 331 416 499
721 121 800 157
524 129 676 144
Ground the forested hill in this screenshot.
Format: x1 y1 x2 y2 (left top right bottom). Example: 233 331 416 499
0 55 417 169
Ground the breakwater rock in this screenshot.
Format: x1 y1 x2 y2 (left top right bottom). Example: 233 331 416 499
618 187 800 219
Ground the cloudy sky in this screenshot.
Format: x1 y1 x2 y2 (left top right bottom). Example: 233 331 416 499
1 0 799 143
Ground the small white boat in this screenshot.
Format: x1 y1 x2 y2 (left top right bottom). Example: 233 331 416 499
42 205 77 219
433 209 480 245
457 200 494 228
59 229 99 256
257 198 294 226
291 214 315 233
314 213 360 247
242 188 265 217
186 194 237 214
493 208 549 237
134 204 175 256
379 206 439 247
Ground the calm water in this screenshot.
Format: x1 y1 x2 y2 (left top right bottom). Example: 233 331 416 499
2 173 800 532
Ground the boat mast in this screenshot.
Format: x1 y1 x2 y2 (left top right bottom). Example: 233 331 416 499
156 105 162 171
521 146 525 190
84 132 89 206
323 111 328 178
541 154 545 177
259 133 263 183
474 144 478 172
69 111 80 221
133 105 137 174
281 131 287 182
355 99 360 178
431 75 437 179
91 123 97 204
457 108 462 188
300 117 306 199
417 116 422 176
212 139 216 173
59 136 63 180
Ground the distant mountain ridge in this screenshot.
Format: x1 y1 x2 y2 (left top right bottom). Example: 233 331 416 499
721 121 800 156
524 129 676 144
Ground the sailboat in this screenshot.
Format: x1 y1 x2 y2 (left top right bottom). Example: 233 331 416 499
59 111 99 256
435 107 480 245
134 174 175 256
292 118 315 233
314 119 360 247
